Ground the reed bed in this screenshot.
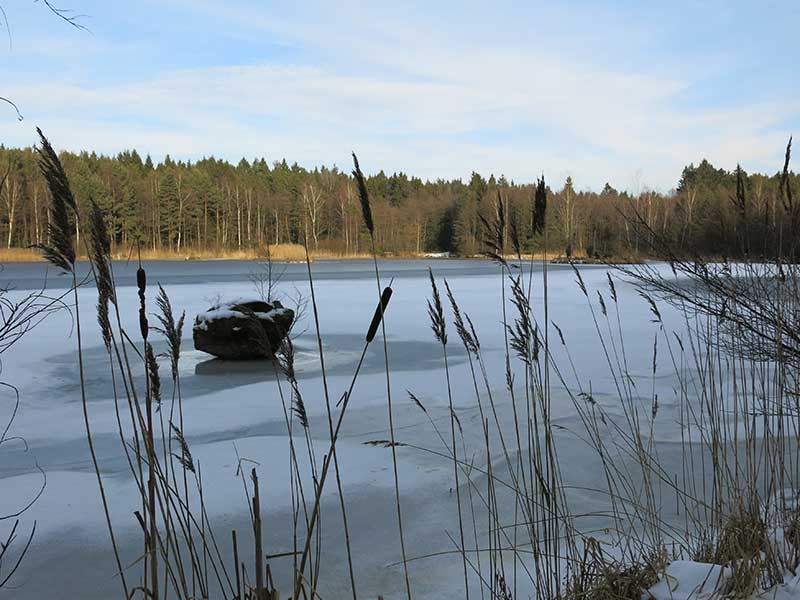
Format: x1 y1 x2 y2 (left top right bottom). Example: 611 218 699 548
13 129 800 600
0 247 43 262
1 243 380 263
122 243 375 262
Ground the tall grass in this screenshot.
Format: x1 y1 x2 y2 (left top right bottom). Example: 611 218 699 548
24 130 800 600
26 130 401 600
0 243 379 263
400 145 800 599
0 247 43 262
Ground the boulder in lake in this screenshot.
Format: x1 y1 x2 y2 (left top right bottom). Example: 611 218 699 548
193 298 294 360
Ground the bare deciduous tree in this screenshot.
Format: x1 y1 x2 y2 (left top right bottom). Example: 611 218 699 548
302 183 324 249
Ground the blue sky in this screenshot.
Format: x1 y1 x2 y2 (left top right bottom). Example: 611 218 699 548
1 0 798 191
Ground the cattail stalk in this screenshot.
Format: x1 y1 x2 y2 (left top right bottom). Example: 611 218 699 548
352 152 412 599
301 241 359 600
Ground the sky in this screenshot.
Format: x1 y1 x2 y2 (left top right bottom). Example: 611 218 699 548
0 0 798 192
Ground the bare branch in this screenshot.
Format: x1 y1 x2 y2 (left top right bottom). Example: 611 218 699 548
36 0 90 32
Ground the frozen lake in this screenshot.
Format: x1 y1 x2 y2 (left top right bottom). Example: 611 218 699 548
0 257 688 599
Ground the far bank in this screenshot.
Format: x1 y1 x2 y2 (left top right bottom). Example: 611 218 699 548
0 244 635 265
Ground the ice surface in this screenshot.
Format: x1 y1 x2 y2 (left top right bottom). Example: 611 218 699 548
0 258 788 599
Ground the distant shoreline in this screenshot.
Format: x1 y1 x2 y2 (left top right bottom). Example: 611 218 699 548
0 246 641 265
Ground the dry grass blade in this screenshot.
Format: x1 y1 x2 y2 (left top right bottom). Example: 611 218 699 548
564 540 665 600
351 152 374 235
533 176 547 236
606 272 617 303
597 291 607 317
89 200 114 349
170 423 196 474
507 275 534 364
572 263 588 296
278 337 308 428
0 96 23 121
444 280 478 354
637 290 662 323
34 128 75 272
509 208 522 259
89 201 113 299
479 193 509 266
731 165 747 220
96 292 111 350
780 136 793 215
292 390 309 429
464 313 481 351
145 342 162 408
363 439 406 448
552 320 566 346
407 390 428 414
153 285 185 380
427 268 447 345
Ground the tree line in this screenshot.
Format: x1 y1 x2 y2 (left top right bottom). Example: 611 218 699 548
0 143 798 258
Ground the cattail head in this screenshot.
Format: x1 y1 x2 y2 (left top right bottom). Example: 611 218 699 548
427 268 447 345
139 306 148 341
352 152 374 235
137 266 146 297
34 128 76 272
652 334 658 376
137 263 148 340
366 286 392 343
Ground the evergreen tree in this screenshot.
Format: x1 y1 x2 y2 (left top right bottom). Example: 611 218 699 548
157 171 181 249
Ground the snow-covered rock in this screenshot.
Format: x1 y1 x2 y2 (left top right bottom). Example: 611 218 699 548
192 298 294 359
